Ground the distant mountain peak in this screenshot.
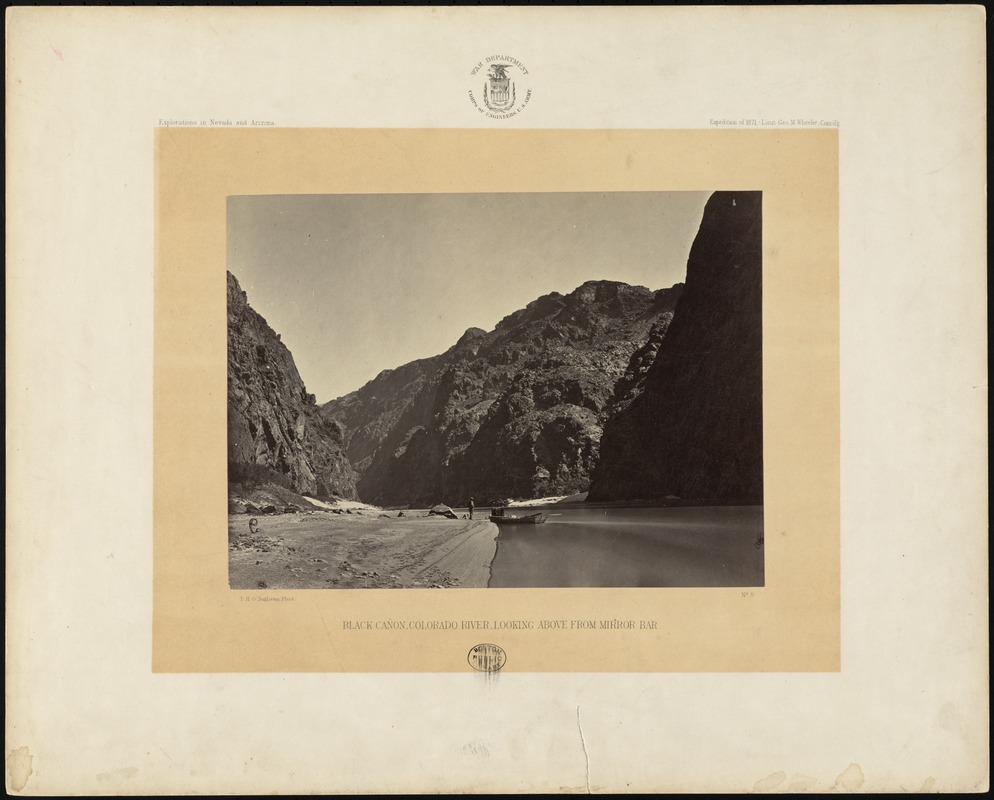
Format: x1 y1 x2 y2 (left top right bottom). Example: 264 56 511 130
455 327 488 347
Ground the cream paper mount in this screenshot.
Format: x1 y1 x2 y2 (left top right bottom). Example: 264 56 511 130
8 6 986 794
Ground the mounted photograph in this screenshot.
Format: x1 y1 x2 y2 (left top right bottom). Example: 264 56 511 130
227 190 764 589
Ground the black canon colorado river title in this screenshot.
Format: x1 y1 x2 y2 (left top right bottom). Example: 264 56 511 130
342 619 658 631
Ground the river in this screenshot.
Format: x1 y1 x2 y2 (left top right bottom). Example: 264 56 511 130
482 504 764 588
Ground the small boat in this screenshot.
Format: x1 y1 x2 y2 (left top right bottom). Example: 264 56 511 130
488 512 547 525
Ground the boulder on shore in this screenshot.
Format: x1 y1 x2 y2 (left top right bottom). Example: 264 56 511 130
428 504 458 519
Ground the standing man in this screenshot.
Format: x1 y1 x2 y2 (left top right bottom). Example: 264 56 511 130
468 496 475 520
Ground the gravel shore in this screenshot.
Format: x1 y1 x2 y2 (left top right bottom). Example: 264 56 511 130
229 511 499 589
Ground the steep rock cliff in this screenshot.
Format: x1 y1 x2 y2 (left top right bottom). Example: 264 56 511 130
588 191 763 503
227 272 358 500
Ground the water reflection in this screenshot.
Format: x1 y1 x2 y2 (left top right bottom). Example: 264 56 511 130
487 505 764 588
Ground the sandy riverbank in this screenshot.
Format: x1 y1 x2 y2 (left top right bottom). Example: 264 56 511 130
229 511 499 589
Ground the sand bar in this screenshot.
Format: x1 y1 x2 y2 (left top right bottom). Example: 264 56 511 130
229 512 499 589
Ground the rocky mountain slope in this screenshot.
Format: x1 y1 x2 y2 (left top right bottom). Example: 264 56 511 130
227 272 358 501
588 191 763 504
322 280 683 506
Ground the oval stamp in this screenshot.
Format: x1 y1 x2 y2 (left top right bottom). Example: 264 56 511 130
468 56 531 120
468 643 507 672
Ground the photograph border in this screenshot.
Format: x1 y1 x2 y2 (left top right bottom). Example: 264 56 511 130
154 127 839 673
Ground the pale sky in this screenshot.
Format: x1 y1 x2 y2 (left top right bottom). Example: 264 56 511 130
228 191 711 403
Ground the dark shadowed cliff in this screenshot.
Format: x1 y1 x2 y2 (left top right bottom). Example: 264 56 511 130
588 191 763 504
322 280 683 506
227 272 358 501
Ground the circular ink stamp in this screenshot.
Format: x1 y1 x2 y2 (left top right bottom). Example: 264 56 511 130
467 56 532 120
468 643 507 672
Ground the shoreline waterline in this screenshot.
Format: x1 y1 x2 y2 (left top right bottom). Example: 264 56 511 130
228 503 763 589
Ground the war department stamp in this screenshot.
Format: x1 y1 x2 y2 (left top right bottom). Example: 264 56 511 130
468 56 531 119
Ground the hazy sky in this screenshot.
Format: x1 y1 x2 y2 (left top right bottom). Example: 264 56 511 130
228 191 711 402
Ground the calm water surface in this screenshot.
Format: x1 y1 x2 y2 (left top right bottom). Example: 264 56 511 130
486 505 764 588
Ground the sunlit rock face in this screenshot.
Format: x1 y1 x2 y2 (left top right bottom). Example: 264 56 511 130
227 272 357 501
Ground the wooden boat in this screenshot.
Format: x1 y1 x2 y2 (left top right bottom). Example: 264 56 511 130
488 511 547 525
